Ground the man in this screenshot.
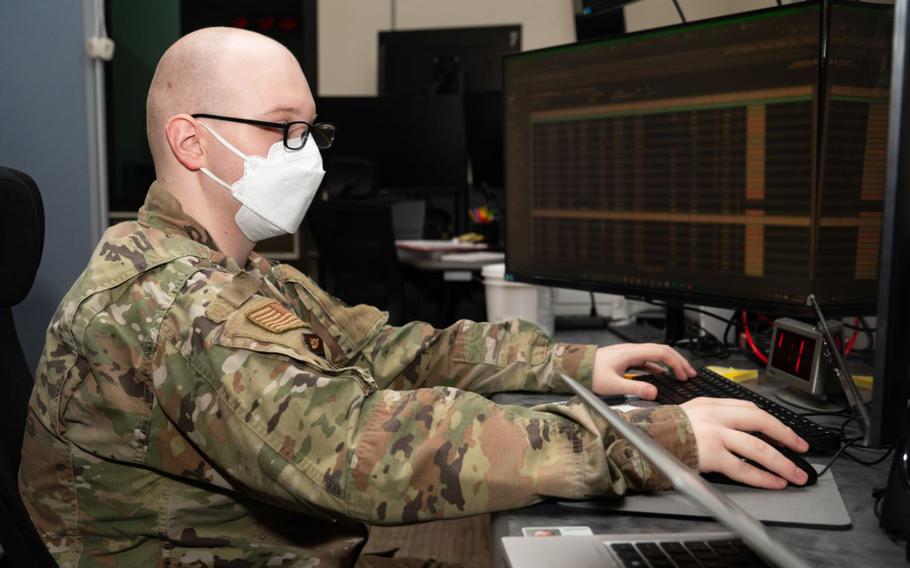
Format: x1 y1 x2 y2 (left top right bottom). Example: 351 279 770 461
19 28 809 567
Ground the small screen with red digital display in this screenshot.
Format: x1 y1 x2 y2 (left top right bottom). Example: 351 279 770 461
770 329 817 382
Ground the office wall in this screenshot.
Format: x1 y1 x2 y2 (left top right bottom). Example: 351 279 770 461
0 2 96 369
317 0 576 96
317 0 826 97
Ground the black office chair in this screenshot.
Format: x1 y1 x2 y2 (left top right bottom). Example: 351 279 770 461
307 200 405 325
0 167 57 566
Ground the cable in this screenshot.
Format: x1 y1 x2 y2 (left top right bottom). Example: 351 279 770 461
817 437 864 477
644 300 735 326
741 311 768 365
843 444 895 467
843 321 876 332
838 415 858 441
670 0 687 22
844 322 858 356
722 315 735 347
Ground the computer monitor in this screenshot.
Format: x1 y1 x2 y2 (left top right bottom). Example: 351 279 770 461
463 91 505 191
315 95 467 192
573 0 627 42
378 25 521 95
870 0 910 448
503 1 893 316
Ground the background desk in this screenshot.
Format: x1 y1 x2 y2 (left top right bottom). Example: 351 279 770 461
490 328 904 568
396 248 503 326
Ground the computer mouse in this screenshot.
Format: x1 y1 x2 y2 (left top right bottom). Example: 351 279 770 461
702 433 818 488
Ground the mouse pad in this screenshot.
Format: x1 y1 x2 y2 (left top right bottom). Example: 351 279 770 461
558 465 851 529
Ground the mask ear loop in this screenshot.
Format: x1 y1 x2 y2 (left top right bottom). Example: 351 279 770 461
196 119 249 191
196 119 249 160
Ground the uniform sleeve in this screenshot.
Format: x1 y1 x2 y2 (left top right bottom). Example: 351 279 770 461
268 263 597 395
358 319 599 394
147 269 698 525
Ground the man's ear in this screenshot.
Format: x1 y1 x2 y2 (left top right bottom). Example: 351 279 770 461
164 114 206 171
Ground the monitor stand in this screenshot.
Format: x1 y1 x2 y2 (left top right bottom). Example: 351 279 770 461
775 387 847 413
608 305 686 345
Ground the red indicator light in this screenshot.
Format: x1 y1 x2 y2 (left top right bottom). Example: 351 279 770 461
259 16 276 31
278 17 299 31
231 16 249 29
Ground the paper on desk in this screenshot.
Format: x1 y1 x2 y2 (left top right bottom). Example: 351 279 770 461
395 239 488 252
439 251 505 263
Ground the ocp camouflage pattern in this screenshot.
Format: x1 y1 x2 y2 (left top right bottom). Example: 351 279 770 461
19 182 698 567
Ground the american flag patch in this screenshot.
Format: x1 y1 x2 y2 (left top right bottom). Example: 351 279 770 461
246 302 306 333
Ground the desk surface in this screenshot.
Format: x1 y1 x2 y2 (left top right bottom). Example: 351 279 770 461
490 328 904 568
397 248 503 272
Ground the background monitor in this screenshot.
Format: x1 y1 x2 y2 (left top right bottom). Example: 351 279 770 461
503 1 892 315
378 25 521 95
573 0 627 42
315 95 467 193
463 91 505 191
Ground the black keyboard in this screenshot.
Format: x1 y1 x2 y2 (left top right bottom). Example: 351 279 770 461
639 367 841 454
611 539 768 567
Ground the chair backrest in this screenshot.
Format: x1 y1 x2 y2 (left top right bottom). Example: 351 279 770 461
307 200 404 325
0 167 57 566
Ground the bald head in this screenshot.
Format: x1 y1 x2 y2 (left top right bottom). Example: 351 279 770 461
146 27 310 171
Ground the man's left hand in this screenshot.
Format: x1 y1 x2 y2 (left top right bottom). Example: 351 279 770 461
591 343 696 399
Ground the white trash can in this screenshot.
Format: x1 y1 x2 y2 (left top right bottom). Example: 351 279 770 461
481 263 555 337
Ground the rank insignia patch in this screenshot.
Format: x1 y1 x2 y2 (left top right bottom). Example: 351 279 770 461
246 302 306 333
303 333 325 356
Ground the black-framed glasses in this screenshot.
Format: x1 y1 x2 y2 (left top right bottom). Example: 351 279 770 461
191 113 335 150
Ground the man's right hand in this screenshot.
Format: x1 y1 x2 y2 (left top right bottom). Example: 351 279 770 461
680 397 811 489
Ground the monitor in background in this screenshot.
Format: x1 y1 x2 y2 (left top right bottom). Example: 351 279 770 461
573 0 627 42
464 91 505 191
378 25 521 95
504 1 892 316
315 95 467 194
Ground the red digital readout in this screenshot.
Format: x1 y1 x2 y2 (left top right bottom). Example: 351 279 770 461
770 329 817 382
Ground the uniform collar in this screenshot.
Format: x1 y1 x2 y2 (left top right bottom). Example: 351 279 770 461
137 181 274 276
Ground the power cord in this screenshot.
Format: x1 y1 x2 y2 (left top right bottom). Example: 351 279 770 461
815 413 895 476
741 311 769 365
817 437 864 477
643 300 735 326
670 0 687 23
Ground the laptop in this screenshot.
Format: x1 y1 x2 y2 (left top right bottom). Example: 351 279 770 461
500 374 812 568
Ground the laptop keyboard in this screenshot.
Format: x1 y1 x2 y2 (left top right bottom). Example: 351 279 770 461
637 367 841 454
610 539 768 567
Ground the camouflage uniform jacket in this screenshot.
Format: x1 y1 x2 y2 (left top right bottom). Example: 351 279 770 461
19 182 698 567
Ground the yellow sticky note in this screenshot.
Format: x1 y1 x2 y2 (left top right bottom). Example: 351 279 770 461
706 366 758 382
852 374 873 390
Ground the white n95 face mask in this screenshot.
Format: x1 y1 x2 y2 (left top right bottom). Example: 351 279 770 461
198 121 325 242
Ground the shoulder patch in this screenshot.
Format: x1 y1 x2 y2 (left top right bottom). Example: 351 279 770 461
246 301 306 333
